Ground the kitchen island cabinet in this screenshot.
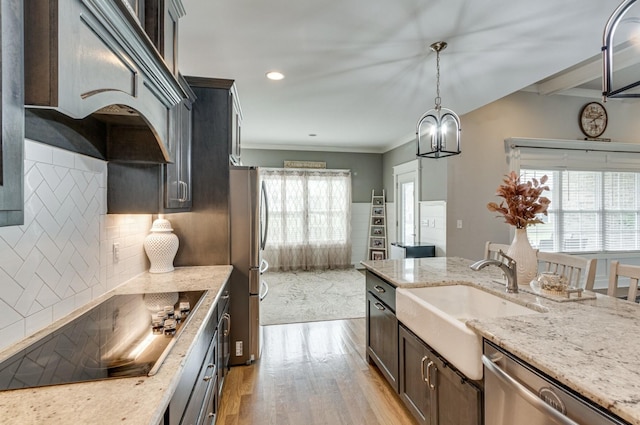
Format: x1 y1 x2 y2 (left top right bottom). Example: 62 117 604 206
0 266 232 425
366 266 481 425
399 324 481 425
366 271 398 391
362 257 640 425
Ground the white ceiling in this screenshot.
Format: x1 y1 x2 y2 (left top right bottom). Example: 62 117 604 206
177 0 625 153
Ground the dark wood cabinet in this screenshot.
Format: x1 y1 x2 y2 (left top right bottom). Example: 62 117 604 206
399 324 437 424
23 0 191 164
399 324 482 425
229 88 242 165
366 271 398 392
217 283 231 397
0 0 24 227
164 84 194 210
167 299 217 425
185 77 242 166
364 270 483 425
107 74 195 213
166 283 231 425
179 332 217 425
168 77 240 267
144 0 184 75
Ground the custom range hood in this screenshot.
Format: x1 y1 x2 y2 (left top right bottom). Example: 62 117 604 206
24 0 188 163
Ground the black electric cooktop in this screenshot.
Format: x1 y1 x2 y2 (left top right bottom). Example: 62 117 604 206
0 290 206 391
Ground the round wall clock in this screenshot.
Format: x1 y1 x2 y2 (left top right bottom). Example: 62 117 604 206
579 102 608 138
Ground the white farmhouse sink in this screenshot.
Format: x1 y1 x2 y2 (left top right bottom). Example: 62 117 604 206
396 285 539 380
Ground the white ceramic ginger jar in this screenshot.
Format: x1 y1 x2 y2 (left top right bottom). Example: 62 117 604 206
144 217 179 273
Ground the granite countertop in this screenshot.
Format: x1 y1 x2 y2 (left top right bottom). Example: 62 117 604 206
0 265 233 425
362 257 640 425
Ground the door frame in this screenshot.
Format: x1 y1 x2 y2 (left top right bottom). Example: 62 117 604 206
393 159 420 245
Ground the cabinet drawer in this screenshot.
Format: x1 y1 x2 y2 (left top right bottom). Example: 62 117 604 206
180 332 217 425
366 291 398 392
169 305 217 425
366 271 396 311
217 282 230 323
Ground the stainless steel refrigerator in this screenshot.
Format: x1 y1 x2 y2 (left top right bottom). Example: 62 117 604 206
229 166 269 365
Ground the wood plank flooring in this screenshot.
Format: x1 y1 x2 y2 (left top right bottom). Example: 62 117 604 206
217 318 418 425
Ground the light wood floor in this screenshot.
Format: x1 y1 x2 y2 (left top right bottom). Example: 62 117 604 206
217 318 418 425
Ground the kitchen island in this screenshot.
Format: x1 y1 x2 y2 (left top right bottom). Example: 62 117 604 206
0 265 232 425
362 257 640 425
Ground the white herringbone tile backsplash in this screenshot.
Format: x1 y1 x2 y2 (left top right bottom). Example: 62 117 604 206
0 140 151 352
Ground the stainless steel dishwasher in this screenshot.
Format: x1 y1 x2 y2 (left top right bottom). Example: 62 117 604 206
483 340 629 425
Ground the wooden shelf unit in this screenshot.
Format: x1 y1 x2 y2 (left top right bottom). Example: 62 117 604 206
368 190 388 260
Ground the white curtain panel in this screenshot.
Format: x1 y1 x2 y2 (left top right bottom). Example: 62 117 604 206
261 167 352 271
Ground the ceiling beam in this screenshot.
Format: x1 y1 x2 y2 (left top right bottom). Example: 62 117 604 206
534 46 640 96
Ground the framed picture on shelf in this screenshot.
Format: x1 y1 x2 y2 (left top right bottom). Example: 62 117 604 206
371 250 385 260
372 207 384 216
373 198 383 206
371 227 385 236
372 217 384 226
370 238 385 248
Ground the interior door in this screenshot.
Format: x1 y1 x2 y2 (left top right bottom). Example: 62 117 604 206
397 172 417 244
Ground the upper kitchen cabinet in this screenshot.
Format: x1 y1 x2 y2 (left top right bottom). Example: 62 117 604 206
144 0 185 76
164 75 194 210
230 85 243 165
108 74 195 213
185 77 244 166
0 0 25 227
23 0 188 163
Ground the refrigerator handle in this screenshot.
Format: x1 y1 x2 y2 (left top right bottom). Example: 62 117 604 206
260 259 269 274
261 180 269 251
259 280 269 301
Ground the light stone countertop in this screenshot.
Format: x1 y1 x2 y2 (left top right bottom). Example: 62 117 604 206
0 265 232 425
362 257 640 425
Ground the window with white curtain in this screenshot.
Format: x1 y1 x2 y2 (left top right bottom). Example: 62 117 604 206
260 168 352 271
510 138 640 254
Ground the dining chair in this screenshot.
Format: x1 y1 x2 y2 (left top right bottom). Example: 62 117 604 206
608 260 640 302
483 241 511 261
537 251 597 290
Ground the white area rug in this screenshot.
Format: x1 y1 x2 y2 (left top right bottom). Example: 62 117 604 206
260 268 365 326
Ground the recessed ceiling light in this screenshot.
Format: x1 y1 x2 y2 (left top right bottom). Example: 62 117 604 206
266 71 285 81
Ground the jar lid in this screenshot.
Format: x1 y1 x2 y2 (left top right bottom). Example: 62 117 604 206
150 218 173 232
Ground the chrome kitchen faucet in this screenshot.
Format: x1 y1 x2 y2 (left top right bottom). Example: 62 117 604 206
470 251 519 294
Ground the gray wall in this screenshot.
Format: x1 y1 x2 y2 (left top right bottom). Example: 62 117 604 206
241 149 383 203
382 90 640 261
382 142 448 201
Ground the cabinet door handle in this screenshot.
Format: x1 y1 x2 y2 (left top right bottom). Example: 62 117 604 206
178 181 188 202
374 302 385 311
223 313 231 336
420 356 429 383
427 361 436 390
374 285 386 293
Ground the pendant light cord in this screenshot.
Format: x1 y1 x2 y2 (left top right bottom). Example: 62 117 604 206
434 49 441 111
